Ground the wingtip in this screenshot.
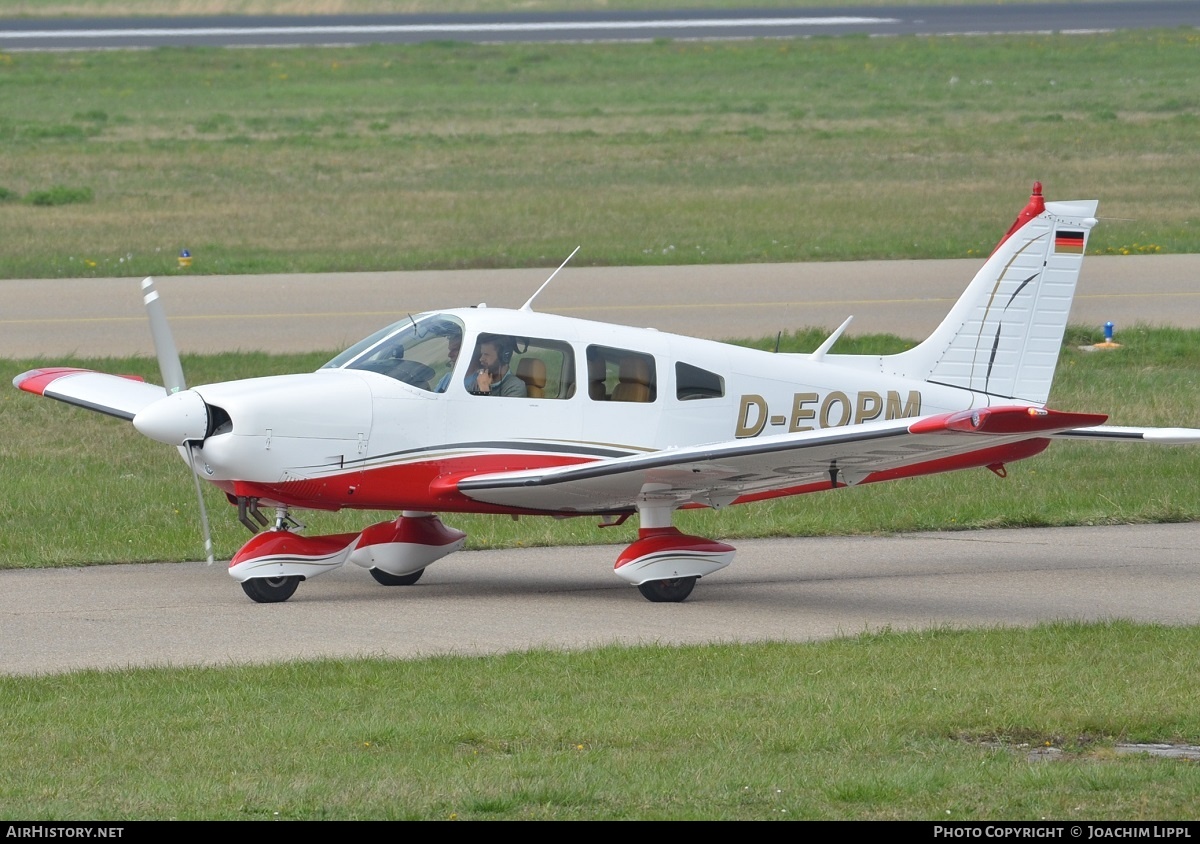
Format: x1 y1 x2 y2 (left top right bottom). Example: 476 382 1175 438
1141 428 1200 445
12 367 90 395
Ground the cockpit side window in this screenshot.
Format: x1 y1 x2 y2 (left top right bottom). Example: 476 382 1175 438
322 314 465 393
464 334 576 399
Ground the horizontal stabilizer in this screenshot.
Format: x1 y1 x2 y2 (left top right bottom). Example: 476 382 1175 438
909 406 1107 436
13 367 166 421
1054 425 1200 445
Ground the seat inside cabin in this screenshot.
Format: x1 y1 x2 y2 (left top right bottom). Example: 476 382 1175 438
611 356 651 403
516 357 547 398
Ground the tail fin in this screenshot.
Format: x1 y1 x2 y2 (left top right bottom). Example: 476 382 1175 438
886 183 1098 405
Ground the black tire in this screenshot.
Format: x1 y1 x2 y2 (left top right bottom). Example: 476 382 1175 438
369 567 425 586
637 576 697 603
241 575 300 603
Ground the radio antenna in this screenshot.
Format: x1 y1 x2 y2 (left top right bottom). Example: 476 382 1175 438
521 246 580 312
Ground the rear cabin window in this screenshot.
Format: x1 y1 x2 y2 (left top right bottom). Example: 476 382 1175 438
676 362 725 400
586 345 657 403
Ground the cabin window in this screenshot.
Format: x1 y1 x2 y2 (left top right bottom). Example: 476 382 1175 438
465 334 576 399
676 362 725 401
586 345 657 403
323 314 465 393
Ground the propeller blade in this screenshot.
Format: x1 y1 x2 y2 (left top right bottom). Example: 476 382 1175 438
140 277 186 394
184 443 216 565
141 278 210 562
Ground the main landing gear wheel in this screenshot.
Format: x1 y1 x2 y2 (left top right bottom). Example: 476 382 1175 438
637 576 697 603
241 575 300 603
369 567 425 586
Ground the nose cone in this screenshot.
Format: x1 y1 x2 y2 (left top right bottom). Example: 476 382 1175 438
133 390 210 445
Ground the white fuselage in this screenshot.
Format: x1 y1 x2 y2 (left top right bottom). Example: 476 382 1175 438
178 307 992 513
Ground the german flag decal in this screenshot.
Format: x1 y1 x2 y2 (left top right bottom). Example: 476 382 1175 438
1055 229 1085 254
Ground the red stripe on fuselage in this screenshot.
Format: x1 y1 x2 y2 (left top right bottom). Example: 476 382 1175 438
231 451 596 514
226 438 1052 517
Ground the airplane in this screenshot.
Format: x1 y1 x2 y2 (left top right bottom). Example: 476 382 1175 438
14 182 1200 604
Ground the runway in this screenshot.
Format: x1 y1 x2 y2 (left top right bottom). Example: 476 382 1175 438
3 523 1198 676
4 3 1197 50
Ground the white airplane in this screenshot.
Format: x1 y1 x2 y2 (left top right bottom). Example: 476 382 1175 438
15 183 1200 603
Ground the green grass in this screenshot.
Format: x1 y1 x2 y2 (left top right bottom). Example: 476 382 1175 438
3 623 1199 820
4 326 1198 568
22 184 94 206
0 30 1197 277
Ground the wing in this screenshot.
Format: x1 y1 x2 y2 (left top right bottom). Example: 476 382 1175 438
456 406 1123 514
13 367 167 421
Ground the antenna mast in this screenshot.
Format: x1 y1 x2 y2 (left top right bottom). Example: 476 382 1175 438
520 246 580 312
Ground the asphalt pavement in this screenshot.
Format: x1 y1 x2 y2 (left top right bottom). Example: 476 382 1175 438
3 523 1198 675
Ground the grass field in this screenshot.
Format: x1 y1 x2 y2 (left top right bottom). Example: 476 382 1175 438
3 624 1199 820
1 30 1197 277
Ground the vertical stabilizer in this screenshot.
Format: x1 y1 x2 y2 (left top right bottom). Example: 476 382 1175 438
886 183 1098 405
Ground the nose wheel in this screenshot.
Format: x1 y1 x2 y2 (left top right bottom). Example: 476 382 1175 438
369 567 425 586
240 575 300 604
637 576 697 603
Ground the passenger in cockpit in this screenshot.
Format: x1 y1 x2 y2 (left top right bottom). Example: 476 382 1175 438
468 334 528 397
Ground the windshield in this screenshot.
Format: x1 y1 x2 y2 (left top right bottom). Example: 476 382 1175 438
321 313 465 393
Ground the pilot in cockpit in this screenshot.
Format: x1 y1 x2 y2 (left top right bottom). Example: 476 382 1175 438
467 334 528 397
434 326 463 393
